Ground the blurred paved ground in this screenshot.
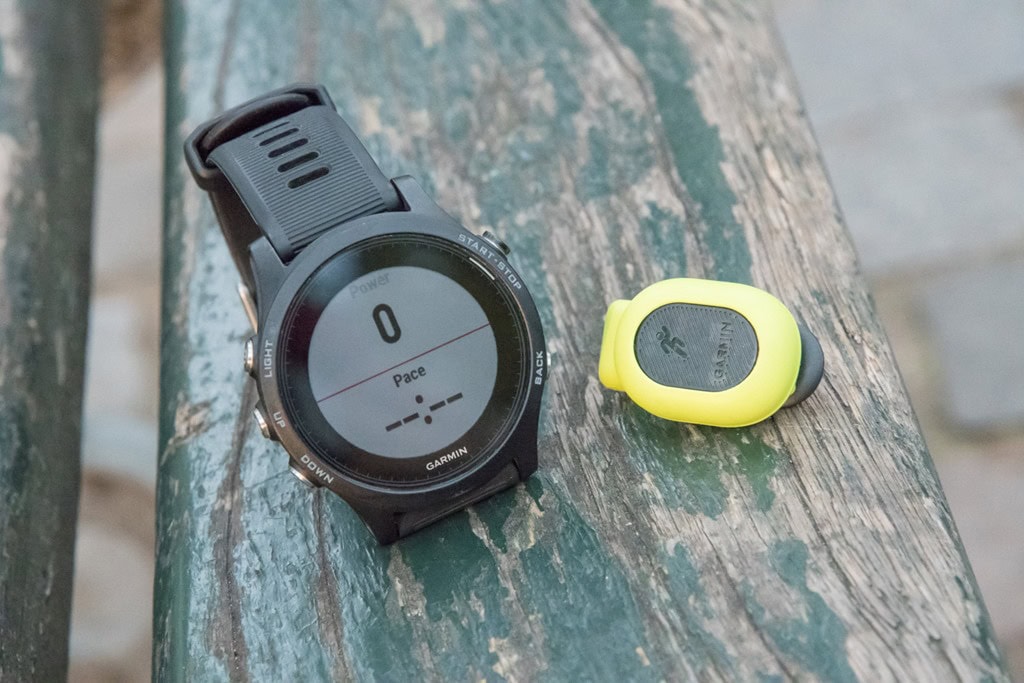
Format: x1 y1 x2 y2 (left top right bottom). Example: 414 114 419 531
71 67 161 682
70 2 1024 679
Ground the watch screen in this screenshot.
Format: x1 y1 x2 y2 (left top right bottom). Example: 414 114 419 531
279 234 529 485
307 266 497 458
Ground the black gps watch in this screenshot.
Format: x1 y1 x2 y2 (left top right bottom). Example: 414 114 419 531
184 84 547 544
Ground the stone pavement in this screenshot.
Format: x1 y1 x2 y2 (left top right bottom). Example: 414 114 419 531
69 2 1024 679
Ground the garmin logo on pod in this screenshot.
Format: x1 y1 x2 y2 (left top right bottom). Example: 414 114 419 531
426 445 469 471
712 321 734 382
299 454 335 484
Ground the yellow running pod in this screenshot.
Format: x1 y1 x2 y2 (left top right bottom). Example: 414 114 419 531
599 279 823 427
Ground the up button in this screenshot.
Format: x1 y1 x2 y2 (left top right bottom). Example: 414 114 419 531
252 402 276 440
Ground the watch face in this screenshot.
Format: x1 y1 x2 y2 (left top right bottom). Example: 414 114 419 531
279 234 529 485
309 266 497 457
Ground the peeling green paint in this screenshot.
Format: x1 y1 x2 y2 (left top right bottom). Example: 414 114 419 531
580 125 614 201
478 485 519 554
722 430 779 512
662 545 736 676
641 202 688 277
399 512 510 678
442 104 471 143
590 0 752 283
318 496 423 681
516 479 662 683
620 406 729 518
579 107 655 202
743 541 856 683
617 408 781 518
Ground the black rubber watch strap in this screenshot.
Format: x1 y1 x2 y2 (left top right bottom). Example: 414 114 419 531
208 105 400 264
187 86 400 287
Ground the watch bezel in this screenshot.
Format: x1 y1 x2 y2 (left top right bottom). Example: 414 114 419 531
255 209 546 508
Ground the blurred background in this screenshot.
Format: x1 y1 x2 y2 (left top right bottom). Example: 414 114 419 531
72 0 1024 679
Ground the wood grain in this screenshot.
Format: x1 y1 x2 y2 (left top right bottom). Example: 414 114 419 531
158 0 1009 680
0 1 102 679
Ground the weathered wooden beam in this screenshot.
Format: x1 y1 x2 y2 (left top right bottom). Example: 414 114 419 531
157 0 1009 680
0 1 102 679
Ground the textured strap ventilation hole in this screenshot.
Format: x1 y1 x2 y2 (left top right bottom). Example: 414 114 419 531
259 127 298 146
288 167 329 189
278 151 319 173
268 138 308 158
253 121 292 139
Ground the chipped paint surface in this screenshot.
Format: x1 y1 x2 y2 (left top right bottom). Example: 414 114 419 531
156 0 1008 680
742 541 857 682
590 0 752 283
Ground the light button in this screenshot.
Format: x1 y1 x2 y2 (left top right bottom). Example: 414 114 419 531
243 336 256 377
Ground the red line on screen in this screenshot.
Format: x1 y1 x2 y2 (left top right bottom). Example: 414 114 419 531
315 322 491 404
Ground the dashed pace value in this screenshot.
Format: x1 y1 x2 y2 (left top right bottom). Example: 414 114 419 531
384 392 464 432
